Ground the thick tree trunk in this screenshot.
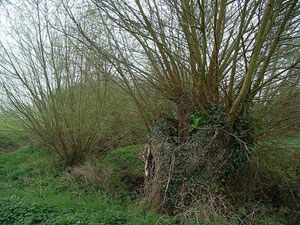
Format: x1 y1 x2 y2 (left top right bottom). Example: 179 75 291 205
142 111 256 215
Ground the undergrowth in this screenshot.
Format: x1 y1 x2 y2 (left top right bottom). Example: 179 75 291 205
69 145 145 201
226 137 300 224
0 146 174 225
0 114 299 224
0 195 173 225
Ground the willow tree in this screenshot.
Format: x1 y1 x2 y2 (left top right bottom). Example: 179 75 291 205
66 0 300 214
0 0 110 165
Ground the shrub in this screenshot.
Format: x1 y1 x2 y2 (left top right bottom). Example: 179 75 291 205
0 1 110 165
97 83 147 151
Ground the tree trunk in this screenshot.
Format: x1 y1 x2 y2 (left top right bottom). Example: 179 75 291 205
142 110 256 215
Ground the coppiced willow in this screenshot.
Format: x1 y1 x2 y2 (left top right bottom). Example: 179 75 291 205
66 0 299 131
0 0 299 215
64 0 299 213
0 0 109 165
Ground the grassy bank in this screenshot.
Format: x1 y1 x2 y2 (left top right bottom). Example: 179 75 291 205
0 124 299 224
0 146 175 225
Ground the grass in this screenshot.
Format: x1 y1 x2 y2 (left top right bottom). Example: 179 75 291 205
92 145 145 200
0 146 175 225
0 147 102 210
1 141 299 224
